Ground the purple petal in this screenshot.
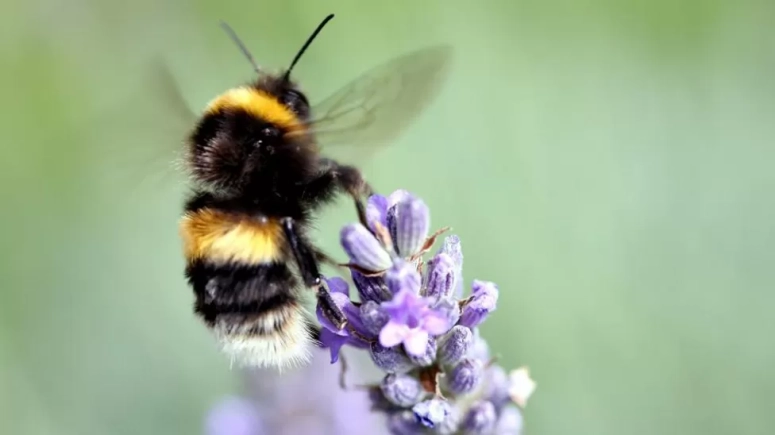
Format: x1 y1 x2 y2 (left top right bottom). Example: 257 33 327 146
381 288 425 322
342 299 371 339
325 276 350 296
379 321 409 348
340 223 392 271
422 309 452 336
402 329 429 356
366 194 389 232
319 328 349 363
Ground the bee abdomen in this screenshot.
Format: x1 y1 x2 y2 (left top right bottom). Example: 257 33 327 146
179 207 286 266
186 259 312 369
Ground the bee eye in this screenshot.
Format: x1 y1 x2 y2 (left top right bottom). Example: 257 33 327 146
281 89 309 118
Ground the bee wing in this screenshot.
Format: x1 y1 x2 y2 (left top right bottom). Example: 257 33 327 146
307 45 452 165
146 58 200 128
91 57 195 196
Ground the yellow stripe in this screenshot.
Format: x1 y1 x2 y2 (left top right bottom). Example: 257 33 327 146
180 208 284 265
205 87 303 132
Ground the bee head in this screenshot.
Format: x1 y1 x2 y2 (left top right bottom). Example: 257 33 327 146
187 81 315 194
187 15 335 194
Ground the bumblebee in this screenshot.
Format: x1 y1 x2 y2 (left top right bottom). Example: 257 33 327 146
178 14 451 368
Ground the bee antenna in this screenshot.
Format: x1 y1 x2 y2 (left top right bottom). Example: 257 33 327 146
220 21 261 75
283 13 335 81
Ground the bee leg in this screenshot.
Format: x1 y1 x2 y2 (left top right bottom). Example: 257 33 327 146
281 217 348 331
312 158 374 227
332 164 374 227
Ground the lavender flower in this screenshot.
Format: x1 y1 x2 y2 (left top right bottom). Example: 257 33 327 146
204 349 387 435
316 190 536 435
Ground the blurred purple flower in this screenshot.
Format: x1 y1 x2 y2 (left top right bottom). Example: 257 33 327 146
205 397 263 435
205 349 388 435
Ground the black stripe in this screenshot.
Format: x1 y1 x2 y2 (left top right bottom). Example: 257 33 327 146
186 259 299 325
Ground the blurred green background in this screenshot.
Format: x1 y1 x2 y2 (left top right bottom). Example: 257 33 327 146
2 0 774 434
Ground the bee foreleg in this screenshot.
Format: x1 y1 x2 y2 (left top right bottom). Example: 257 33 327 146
312 158 374 227
281 217 348 331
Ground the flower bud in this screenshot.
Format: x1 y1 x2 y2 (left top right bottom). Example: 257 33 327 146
407 337 437 367
412 398 452 429
495 406 524 434
366 194 389 232
387 410 426 435
360 301 389 336
352 270 391 302
385 190 411 252
438 325 473 366
461 400 496 435
340 223 391 271
381 374 426 407
394 196 430 257
447 358 483 395
508 367 536 408
459 280 499 328
436 405 461 435
484 365 511 410
424 252 457 299
370 342 414 374
467 328 490 361
385 260 421 295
